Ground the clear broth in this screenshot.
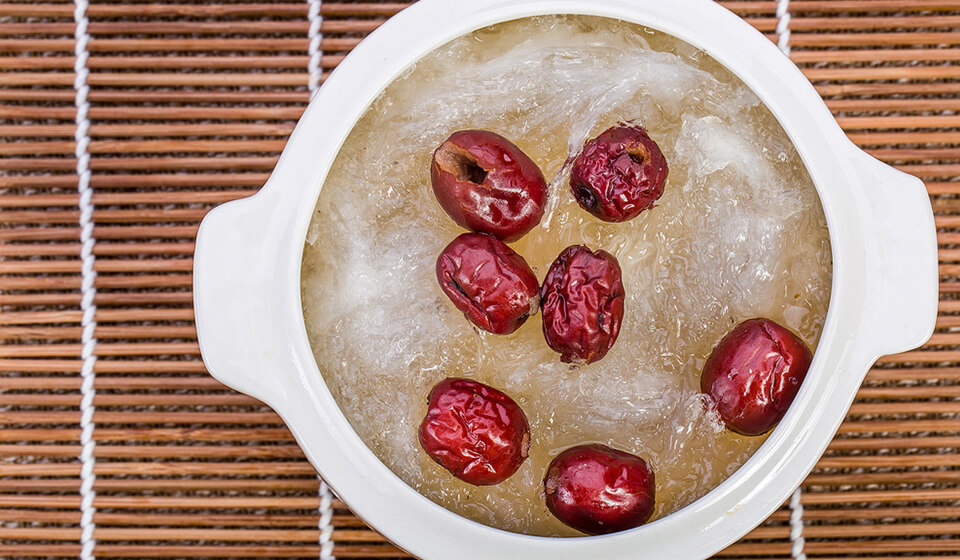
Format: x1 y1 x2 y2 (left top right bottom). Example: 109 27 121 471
301 15 832 536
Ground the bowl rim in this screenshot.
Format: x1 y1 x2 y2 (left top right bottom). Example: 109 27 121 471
193 0 935 558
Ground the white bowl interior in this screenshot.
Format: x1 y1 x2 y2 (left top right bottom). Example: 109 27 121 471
298 11 833 539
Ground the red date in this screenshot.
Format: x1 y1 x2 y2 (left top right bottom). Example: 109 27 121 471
544 444 656 535
436 233 539 335
570 124 668 222
418 378 530 486
701 318 813 436
431 130 548 242
541 245 625 363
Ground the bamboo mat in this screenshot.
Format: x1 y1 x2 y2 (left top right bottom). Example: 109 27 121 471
2 0 959 558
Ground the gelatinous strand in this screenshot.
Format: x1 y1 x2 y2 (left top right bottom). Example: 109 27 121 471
544 444 656 535
431 130 548 242
700 318 813 436
540 245 625 363
418 378 531 486
570 123 668 222
436 233 540 335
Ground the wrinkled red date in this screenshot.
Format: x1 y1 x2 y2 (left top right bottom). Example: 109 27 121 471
544 444 656 535
570 123 668 222
431 130 548 242
418 378 530 486
436 233 539 335
701 318 813 436
541 245 625 363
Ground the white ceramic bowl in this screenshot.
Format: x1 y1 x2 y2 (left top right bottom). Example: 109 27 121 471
193 1 939 558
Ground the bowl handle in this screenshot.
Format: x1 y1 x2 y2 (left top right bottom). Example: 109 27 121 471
193 191 297 407
848 145 938 358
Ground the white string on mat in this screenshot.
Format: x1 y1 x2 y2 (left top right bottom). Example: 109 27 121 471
308 3 335 557
789 488 807 560
318 480 336 560
776 0 792 55
775 1 806 558
73 0 98 558
307 0 324 96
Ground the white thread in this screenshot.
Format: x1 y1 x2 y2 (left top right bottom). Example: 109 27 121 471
309 2 332 557
74 0 98 558
774 3 806 556
789 488 807 560
775 4 804 557
318 479 335 560
776 0 792 55
307 0 323 96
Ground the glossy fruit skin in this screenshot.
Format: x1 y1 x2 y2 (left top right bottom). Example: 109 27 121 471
436 233 539 335
418 378 530 486
540 246 625 363
700 318 813 436
431 130 548 242
570 123 668 222
544 444 656 535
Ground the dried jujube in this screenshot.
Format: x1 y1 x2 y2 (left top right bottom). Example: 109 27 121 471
541 245 625 363
436 233 539 335
544 444 656 535
418 378 530 486
700 318 813 436
431 130 548 242
570 123 668 222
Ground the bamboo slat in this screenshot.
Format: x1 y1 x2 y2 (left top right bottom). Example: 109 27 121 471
0 3 408 17
3 1 960 559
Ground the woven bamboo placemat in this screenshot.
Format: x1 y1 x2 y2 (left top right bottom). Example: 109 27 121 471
2 0 959 558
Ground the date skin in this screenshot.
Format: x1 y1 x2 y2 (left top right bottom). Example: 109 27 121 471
544 444 656 535
436 233 539 335
700 318 813 436
570 123 668 222
418 378 530 486
431 130 548 242
541 246 625 363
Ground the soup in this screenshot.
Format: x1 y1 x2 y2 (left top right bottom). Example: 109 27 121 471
301 15 831 536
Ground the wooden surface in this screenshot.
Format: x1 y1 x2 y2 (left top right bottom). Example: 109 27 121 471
2 0 959 558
